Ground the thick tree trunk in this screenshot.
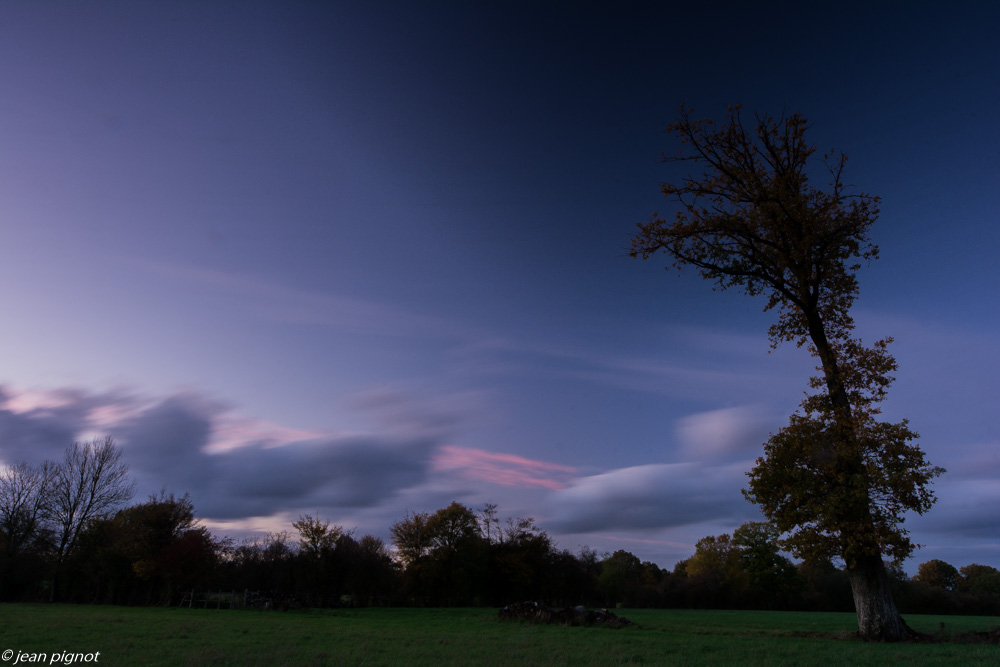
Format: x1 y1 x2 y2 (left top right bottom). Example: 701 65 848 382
846 555 912 642
807 316 913 642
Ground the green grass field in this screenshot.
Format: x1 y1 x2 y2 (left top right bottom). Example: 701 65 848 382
1 604 997 666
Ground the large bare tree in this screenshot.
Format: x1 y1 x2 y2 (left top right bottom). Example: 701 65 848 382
49 436 135 563
631 105 941 641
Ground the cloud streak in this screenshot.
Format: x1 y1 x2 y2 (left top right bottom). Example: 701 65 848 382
130 259 485 342
676 405 772 460
433 445 576 490
0 384 441 523
543 461 758 533
453 333 807 405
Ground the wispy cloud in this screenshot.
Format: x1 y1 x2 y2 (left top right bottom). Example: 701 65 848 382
433 445 577 490
676 404 773 460
205 415 325 453
0 384 443 522
543 461 758 533
453 332 804 402
129 258 485 341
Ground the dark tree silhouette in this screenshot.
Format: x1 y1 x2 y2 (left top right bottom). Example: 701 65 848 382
49 436 136 564
47 436 135 600
598 550 642 606
958 564 1000 598
631 105 941 641
389 511 433 569
0 461 54 558
732 521 800 607
293 514 343 559
914 559 959 591
69 491 215 604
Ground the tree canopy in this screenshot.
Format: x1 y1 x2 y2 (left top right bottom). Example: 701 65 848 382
5 468 999 615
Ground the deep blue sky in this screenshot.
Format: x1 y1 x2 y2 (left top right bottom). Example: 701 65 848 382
1 1 998 570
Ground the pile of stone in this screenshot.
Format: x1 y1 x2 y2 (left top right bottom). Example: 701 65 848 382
498 601 631 628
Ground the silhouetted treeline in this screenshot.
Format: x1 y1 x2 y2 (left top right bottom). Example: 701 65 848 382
3 445 999 612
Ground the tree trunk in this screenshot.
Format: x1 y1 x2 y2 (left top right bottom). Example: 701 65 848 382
806 314 912 642
846 555 912 641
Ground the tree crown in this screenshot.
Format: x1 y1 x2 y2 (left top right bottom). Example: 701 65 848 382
631 104 880 349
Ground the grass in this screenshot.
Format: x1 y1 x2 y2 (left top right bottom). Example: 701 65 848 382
1 604 998 665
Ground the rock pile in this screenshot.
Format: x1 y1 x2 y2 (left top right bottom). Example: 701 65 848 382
498 601 631 628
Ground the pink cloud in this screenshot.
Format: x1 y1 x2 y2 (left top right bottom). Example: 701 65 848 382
205 415 325 453
433 445 576 491
1 387 109 414
597 534 694 549
0 386 144 434
0 384 323 454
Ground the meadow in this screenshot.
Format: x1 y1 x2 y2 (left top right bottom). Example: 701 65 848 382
1 604 998 666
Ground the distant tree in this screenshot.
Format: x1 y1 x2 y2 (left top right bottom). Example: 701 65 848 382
500 516 539 545
0 461 55 558
575 546 602 602
121 492 213 588
732 521 799 602
664 534 749 609
423 502 485 605
796 558 853 611
578 545 601 575
44 436 134 601
391 503 485 605
260 530 296 562
391 502 570 606
389 511 432 569
221 531 295 595
598 550 642 606
957 564 1000 598
914 559 958 591
69 492 215 604
0 461 57 600
357 534 390 561
637 561 666 607
48 436 135 565
883 560 908 583
478 503 499 544
290 514 350 605
490 516 552 604
292 514 344 559
425 502 480 551
545 548 597 607
686 533 748 597
631 105 942 641
347 534 398 605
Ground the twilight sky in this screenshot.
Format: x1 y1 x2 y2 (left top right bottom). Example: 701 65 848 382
1 1 998 571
